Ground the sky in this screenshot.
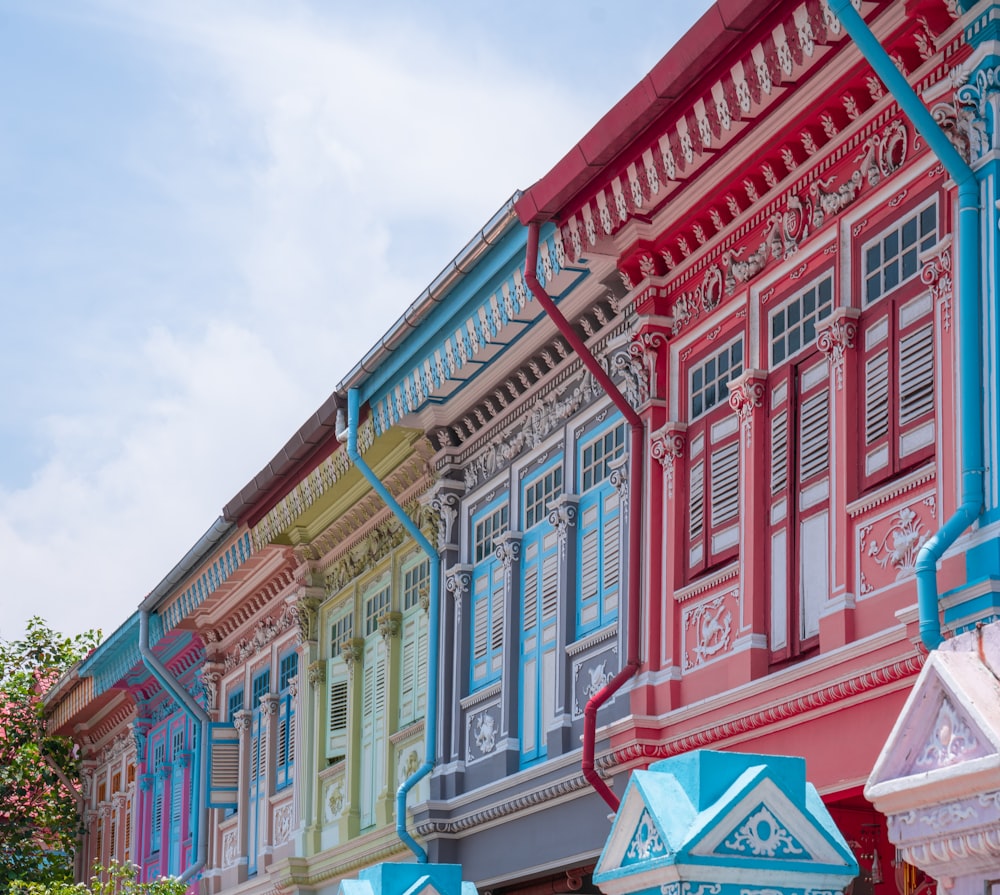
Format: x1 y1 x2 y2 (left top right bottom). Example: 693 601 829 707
0 0 715 645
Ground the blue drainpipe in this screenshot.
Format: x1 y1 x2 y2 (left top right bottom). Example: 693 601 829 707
337 387 439 863
828 0 985 650
138 609 210 885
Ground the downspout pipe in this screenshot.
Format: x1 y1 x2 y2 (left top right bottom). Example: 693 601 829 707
138 609 210 885
829 0 984 651
337 387 439 863
525 221 643 812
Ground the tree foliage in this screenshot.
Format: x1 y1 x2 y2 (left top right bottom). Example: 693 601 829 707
11 860 187 894
0 617 101 887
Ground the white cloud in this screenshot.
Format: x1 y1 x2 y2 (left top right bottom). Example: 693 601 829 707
0 0 713 642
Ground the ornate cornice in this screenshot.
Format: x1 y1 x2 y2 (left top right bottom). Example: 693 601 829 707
559 0 961 289
431 295 631 464
250 418 375 551
201 564 296 646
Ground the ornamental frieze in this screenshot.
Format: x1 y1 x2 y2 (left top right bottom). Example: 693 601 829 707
224 602 298 671
461 366 601 492
323 516 407 594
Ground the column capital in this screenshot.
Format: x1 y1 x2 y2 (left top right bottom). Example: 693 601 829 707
727 369 767 446
816 307 861 391
650 422 687 499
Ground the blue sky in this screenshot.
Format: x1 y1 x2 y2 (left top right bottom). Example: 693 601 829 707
0 0 714 643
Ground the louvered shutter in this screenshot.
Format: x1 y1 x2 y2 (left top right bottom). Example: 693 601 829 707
602 490 621 619
488 563 504 678
898 320 934 461
799 390 829 484
541 533 559 625
360 638 385 828
207 723 239 809
688 456 705 570
710 442 740 525
707 412 741 566
326 658 349 758
771 409 789 495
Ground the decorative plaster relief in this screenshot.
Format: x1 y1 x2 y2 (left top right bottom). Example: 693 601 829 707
914 697 984 770
626 808 667 861
222 829 239 869
325 777 345 822
273 801 294 845
857 497 936 596
720 804 805 858
573 645 619 717
683 591 736 669
466 703 501 763
397 747 421 784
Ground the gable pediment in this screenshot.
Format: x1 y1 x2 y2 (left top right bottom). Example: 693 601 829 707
866 650 1000 813
594 751 857 895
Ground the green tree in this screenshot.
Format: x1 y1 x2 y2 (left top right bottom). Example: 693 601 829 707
0 617 101 887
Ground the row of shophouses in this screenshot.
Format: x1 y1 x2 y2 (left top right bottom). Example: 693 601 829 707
44 1 1000 894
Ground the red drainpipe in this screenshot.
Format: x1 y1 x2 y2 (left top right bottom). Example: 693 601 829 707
524 221 643 812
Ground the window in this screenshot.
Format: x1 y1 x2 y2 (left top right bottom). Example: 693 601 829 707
864 204 937 305
767 275 834 661
399 557 429 726
331 612 353 652
227 686 244 721
520 460 562 765
577 419 625 636
470 500 508 689
770 276 833 366
524 466 562 529
474 504 508 563
860 201 937 489
686 338 744 578
276 652 297 790
364 585 390 636
251 668 270 708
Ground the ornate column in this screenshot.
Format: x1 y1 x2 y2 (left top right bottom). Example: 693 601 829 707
816 307 861 648
290 578 322 854
233 708 252 880
303 659 326 850
548 493 578 752
650 422 686 707
727 369 770 679
445 563 472 768
427 477 463 776
495 530 523 774
922 236 957 491
259 693 280 867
